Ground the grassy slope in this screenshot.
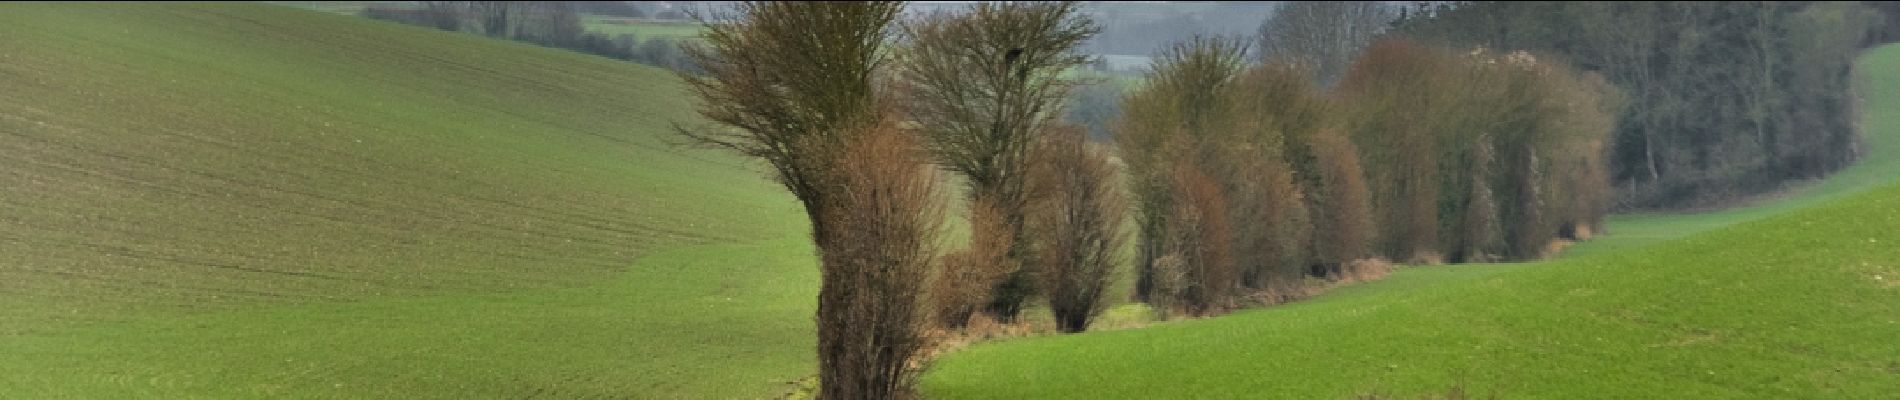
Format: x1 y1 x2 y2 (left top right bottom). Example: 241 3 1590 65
0 3 818 398
1563 51 1900 258
919 46 1900 399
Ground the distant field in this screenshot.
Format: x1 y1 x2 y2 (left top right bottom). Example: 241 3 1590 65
582 14 705 41
919 45 1900 400
0 3 819 398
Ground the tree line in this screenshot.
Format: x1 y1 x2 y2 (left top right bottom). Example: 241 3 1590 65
672 1 1879 398
1389 1 1887 209
678 0 1622 396
359 1 698 73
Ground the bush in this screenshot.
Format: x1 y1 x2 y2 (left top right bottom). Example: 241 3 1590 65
1337 39 1451 262
1224 62 1323 292
930 198 1016 329
1115 36 1247 303
1164 161 1236 316
1306 130 1375 272
1225 150 1309 291
1334 39 1616 263
1025 126 1127 333
816 119 944 400
1148 254 1189 320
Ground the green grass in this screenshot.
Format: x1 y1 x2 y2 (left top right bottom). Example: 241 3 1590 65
1563 49 1900 259
0 3 818 398
582 14 705 42
7 3 1898 399
918 44 1900 399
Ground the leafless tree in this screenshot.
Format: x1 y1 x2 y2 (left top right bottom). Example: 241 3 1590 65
1025 126 1126 333
1257 1 1396 87
897 1 1099 321
676 2 933 399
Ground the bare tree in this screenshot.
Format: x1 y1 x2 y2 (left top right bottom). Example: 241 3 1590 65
681 1 901 240
817 120 943 400
1257 1 1395 87
471 1 520 38
929 197 1016 329
1025 126 1126 333
676 2 928 399
1116 36 1247 302
897 1 1099 321
420 1 468 32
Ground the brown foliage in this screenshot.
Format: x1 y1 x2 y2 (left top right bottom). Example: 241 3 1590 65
1116 36 1248 302
1223 63 1322 293
1217 145 1310 293
1147 254 1189 320
675 3 932 399
898 1 1101 321
1334 38 1617 262
1337 39 1450 262
1307 130 1375 271
815 120 944 400
679 1 903 239
930 198 1016 329
1024 126 1127 333
1165 161 1236 316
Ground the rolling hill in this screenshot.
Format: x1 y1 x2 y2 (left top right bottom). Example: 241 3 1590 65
0 3 819 398
918 44 1900 399
4 2 1896 399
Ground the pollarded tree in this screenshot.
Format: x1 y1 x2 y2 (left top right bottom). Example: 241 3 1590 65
676 2 933 399
1025 125 1127 333
898 1 1100 321
817 121 944 400
1116 36 1249 302
681 1 900 243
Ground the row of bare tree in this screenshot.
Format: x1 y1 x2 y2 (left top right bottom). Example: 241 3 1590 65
1120 35 1619 318
677 1 1618 398
679 1 1120 398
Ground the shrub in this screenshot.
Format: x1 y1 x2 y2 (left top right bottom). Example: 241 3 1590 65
1306 130 1374 273
1165 161 1236 316
1337 39 1452 262
897 1 1100 322
1116 36 1247 302
1333 39 1616 263
930 198 1016 329
1148 254 1189 320
1224 62 1323 292
816 120 944 400
1025 126 1127 333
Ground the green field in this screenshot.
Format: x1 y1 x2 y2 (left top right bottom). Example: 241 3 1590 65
918 46 1900 399
0 3 818 398
4 2 1898 399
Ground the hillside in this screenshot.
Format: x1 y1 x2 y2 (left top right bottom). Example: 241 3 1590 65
918 45 1900 399
0 3 818 398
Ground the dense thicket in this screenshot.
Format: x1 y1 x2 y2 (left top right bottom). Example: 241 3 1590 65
1336 39 1619 263
1117 33 1619 316
1389 1 1884 209
1116 36 1249 308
